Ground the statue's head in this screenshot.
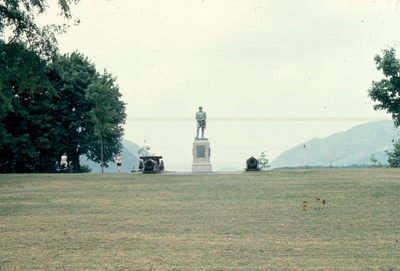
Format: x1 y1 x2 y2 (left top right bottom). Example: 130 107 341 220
199 106 203 111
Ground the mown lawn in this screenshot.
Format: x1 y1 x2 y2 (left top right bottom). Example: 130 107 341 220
0 169 399 270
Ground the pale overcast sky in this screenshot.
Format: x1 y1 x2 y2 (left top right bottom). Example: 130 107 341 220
39 0 399 170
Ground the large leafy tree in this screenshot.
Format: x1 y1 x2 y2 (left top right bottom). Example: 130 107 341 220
369 48 400 126
369 48 400 167
1 0 79 153
0 41 56 172
0 1 127 173
0 0 79 153
85 72 126 173
47 52 98 172
0 0 79 57
0 48 126 172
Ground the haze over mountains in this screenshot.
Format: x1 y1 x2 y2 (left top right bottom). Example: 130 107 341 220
82 121 399 172
271 121 399 168
80 140 140 173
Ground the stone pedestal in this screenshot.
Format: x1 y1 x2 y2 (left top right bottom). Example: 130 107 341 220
192 139 212 173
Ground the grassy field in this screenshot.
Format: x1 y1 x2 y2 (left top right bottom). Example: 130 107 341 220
0 169 399 270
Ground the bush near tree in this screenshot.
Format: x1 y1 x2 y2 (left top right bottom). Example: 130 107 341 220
386 140 400 167
258 151 271 170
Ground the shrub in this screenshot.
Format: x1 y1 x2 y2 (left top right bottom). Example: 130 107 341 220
387 140 400 167
79 164 92 173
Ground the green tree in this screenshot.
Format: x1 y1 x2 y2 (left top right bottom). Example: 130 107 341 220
85 72 126 173
137 141 152 157
1 47 127 172
386 140 400 167
0 41 57 172
0 2 128 173
369 48 400 167
0 0 80 57
47 52 98 172
369 48 400 126
48 53 126 173
258 151 271 170
0 0 81 171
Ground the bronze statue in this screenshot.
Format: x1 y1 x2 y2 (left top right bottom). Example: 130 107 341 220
195 106 207 139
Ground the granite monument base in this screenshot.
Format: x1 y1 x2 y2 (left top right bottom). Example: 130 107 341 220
192 138 212 173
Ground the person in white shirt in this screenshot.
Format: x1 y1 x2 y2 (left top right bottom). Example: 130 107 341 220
60 153 68 168
115 153 122 172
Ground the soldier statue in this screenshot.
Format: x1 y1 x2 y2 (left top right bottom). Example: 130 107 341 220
195 106 207 139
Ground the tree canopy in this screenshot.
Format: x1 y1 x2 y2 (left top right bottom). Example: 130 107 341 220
0 46 127 173
86 72 127 172
369 48 400 127
369 48 400 167
0 0 80 57
0 40 55 172
0 1 127 173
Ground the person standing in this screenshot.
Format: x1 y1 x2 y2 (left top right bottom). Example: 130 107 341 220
60 153 68 168
115 153 122 172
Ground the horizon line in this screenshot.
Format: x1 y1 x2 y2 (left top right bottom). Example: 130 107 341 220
126 117 391 122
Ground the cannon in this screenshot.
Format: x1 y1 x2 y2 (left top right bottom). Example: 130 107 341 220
139 156 164 174
246 156 260 171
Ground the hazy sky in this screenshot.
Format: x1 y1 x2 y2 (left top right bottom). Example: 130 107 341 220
39 0 399 170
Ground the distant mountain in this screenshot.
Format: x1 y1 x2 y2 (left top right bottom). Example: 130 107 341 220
80 139 141 173
271 120 399 168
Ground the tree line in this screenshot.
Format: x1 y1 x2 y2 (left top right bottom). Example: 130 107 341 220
0 0 126 172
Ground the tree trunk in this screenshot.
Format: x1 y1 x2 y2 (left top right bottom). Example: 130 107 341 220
100 135 104 174
71 148 80 173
